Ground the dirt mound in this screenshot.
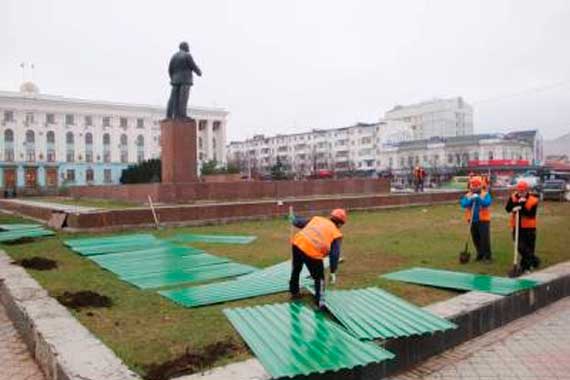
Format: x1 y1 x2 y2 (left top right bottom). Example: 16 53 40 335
56 291 112 310
144 340 241 380
15 257 58 270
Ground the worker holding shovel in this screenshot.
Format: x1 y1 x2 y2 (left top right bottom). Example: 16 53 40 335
505 180 540 274
460 176 493 263
288 208 346 309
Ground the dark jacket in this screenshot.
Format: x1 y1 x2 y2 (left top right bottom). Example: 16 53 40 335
168 50 202 85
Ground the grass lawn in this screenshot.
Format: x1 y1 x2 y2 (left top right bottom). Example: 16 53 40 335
33 196 141 209
1 201 569 378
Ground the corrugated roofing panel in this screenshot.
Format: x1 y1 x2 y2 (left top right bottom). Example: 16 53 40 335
122 262 257 289
89 246 203 266
324 287 456 340
160 274 311 308
171 234 257 244
224 302 394 379
69 240 171 256
64 233 156 246
0 228 54 243
382 267 539 295
0 224 43 231
159 259 325 308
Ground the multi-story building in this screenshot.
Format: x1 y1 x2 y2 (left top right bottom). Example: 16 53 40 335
0 82 228 192
378 131 538 176
384 97 473 139
227 120 413 177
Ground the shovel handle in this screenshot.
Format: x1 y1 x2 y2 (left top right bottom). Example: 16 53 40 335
513 210 520 266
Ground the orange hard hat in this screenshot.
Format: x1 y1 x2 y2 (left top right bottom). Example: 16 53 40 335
469 176 482 188
330 208 347 224
516 180 529 192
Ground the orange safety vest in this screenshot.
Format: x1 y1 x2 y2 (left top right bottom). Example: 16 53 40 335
510 194 538 229
292 216 343 260
464 190 491 222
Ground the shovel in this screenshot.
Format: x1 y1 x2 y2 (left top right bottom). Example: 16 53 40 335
508 210 522 278
459 203 475 264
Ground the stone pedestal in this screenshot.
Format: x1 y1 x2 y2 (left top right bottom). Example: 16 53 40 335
160 119 197 183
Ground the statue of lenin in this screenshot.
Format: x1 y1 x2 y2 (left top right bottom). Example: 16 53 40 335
166 41 202 119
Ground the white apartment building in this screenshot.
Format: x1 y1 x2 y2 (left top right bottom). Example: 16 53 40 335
0 82 228 191
385 97 473 139
378 132 538 175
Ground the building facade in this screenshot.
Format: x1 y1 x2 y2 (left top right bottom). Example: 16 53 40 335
0 82 228 192
384 97 473 139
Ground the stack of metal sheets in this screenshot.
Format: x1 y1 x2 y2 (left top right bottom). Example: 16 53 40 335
0 224 54 243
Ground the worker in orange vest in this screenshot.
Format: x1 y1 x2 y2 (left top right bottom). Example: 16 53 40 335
414 165 427 192
460 176 493 262
289 208 346 309
505 180 540 272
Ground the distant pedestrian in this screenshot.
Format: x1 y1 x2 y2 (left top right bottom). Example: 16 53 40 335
460 176 493 262
414 166 427 192
289 209 346 309
505 180 540 272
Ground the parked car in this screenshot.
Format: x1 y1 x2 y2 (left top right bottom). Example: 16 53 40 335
542 179 568 201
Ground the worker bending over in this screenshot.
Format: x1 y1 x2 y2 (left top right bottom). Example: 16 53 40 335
505 180 540 272
460 176 493 262
289 208 346 309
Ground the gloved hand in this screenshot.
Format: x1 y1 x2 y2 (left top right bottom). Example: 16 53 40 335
471 193 479 199
512 206 522 212
519 197 527 202
329 273 336 285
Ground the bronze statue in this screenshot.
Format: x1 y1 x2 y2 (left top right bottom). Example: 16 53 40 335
166 41 202 119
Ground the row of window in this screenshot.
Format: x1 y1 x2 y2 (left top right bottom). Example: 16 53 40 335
2 110 148 128
3 129 145 163
64 168 113 184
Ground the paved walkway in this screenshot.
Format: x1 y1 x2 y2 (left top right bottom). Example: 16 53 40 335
391 297 570 380
0 303 44 380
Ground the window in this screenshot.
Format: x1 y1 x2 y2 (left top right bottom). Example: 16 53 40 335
25 112 34 124
65 114 75 125
25 130 35 162
104 169 112 184
66 132 75 162
198 137 203 149
4 129 14 162
474 152 479 161
66 169 76 182
120 117 128 128
103 133 111 163
85 116 93 126
86 168 94 183
120 134 128 163
46 113 55 124
199 120 207 131
3 111 14 122
85 133 94 163
213 121 221 131
212 138 216 150
46 131 55 144
136 135 144 163
447 154 453 164
136 118 144 128
103 117 111 127
488 151 494 160
85 132 93 145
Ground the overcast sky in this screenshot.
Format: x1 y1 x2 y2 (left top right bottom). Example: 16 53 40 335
1 0 569 141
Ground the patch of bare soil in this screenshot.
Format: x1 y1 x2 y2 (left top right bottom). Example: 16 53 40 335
15 257 58 270
56 291 112 310
144 340 242 380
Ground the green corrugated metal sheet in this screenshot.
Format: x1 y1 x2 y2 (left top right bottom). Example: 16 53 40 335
68 240 171 256
224 302 395 379
0 228 54 243
159 259 325 308
0 224 43 231
122 262 257 289
382 267 539 295
171 234 257 244
160 273 312 308
95 253 230 277
64 234 157 248
89 246 203 266
324 287 456 340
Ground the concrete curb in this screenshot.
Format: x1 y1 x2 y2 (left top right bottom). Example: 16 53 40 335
176 262 570 380
0 251 141 380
